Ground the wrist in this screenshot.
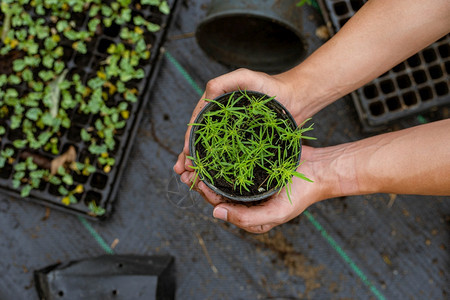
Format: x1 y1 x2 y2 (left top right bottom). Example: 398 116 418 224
310 143 362 201
275 64 343 122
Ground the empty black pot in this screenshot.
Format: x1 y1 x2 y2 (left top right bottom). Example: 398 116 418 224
195 0 307 73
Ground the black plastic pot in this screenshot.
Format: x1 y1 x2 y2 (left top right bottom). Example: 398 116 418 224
195 0 307 73
35 255 175 299
189 90 301 202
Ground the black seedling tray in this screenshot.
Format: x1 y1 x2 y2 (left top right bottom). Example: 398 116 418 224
0 0 179 220
317 0 450 129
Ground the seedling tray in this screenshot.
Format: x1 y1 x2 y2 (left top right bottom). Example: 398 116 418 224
0 0 178 219
317 0 450 129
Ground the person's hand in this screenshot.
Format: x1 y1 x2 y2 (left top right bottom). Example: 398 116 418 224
172 0 450 233
174 143 336 233
195 146 333 233
173 68 310 195
173 68 330 233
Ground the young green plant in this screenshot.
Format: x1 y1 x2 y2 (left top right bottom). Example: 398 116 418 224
188 90 315 201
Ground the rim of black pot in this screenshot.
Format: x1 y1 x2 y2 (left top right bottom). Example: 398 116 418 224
189 90 301 202
195 11 307 73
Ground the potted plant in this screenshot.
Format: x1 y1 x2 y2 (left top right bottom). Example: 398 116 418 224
188 90 315 202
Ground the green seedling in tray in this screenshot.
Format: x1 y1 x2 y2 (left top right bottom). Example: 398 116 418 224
0 0 170 216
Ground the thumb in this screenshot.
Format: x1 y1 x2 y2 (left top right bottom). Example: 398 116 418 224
212 201 288 233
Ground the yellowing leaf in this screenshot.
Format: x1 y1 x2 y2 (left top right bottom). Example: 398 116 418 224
62 196 70 206
10 39 19 49
104 82 117 95
107 44 116 54
0 106 9 115
83 87 92 97
104 165 111 173
74 184 84 194
134 26 144 35
120 110 130 119
97 71 107 80
52 34 60 42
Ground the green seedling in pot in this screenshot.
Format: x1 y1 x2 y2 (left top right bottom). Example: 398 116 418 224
188 90 315 202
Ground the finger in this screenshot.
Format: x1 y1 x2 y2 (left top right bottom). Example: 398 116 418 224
180 171 196 187
244 224 275 234
180 171 208 196
179 172 223 206
183 93 208 155
184 155 193 173
197 180 224 206
204 68 266 98
173 152 187 174
183 69 269 157
212 199 290 229
212 203 279 233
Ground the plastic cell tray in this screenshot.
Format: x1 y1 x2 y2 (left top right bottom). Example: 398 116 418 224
0 1 178 219
317 0 450 129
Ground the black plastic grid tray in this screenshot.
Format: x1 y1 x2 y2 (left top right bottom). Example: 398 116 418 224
318 0 450 129
0 0 178 219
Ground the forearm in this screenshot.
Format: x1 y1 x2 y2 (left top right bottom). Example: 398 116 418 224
314 119 450 199
276 0 450 119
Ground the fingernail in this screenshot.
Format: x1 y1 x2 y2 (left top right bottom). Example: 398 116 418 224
213 207 228 221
